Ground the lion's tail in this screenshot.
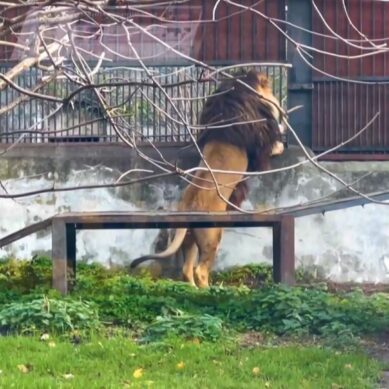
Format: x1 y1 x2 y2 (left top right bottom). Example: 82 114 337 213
130 228 187 268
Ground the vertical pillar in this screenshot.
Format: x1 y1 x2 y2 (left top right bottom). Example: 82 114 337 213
52 219 76 294
287 0 313 147
66 224 76 290
273 215 295 285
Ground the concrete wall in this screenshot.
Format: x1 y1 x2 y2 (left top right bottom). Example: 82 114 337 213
1 143 389 283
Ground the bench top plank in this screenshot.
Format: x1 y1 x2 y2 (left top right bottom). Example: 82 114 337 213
0 218 52 248
53 211 288 229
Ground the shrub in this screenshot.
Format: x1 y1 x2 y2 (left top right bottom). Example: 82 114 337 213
142 309 224 343
0 296 100 334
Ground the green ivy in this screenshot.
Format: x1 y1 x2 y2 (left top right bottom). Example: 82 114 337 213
0 297 100 334
0 257 388 343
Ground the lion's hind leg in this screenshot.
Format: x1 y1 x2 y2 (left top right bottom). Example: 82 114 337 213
181 233 198 287
194 227 223 288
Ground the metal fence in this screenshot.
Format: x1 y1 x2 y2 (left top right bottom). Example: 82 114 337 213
313 81 389 153
0 64 289 144
287 0 389 155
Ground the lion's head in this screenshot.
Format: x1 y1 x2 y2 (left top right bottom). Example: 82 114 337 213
197 69 286 171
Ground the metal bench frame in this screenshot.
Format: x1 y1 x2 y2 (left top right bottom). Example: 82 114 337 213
51 211 295 294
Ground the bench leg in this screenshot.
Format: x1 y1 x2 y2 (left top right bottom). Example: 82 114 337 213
273 215 295 285
52 220 76 294
66 224 76 290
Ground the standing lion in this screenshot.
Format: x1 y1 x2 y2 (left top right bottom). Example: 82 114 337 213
131 70 286 287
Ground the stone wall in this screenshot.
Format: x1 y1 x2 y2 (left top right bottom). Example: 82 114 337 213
1 143 389 283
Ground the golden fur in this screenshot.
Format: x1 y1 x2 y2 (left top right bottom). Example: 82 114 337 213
131 70 285 287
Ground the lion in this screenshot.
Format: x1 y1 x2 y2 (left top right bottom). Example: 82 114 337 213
131 70 286 288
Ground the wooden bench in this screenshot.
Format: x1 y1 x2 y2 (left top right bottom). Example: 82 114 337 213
51 211 295 294
3 190 389 294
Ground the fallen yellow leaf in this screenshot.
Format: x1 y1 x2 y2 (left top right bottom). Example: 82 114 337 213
176 361 185 369
48 342 56 348
252 367 261 376
17 364 30 374
133 368 144 379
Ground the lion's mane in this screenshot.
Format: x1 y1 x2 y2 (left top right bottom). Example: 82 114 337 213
197 69 283 173
197 69 283 206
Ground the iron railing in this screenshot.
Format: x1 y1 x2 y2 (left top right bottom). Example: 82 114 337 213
0 63 289 144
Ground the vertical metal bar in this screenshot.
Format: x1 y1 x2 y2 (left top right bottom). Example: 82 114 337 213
381 84 389 147
313 81 318 148
365 82 369 147
147 75 150 141
239 0 243 61
61 73 66 140
52 219 69 294
29 68 33 142
67 71 72 140
322 82 326 148
35 69 38 143
345 81 349 149
226 2 231 62
372 1 376 78
164 67 169 142
359 0 362 76
265 0 269 59
385 2 387 77
323 0 326 72
66 224 76 290
175 4 180 59
16 72 20 142
272 216 295 285
4 66 9 143
335 0 339 77
330 81 334 148
201 0 206 61
139 72 145 141
378 84 381 146
52 219 76 294
252 0 256 60
194 66 199 141
135 69 139 143
354 83 358 147
346 0 350 79
102 69 107 142
153 68 157 142
340 81 344 148
53 75 58 138
213 1 218 63
14 70 17 143
42 69 46 143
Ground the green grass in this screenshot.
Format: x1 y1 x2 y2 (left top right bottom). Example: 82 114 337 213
1 258 389 343
0 257 387 388
0 336 381 389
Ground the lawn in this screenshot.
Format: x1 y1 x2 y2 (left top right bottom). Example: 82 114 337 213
0 336 381 389
0 257 388 388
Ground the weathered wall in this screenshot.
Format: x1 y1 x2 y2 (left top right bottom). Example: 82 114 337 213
1 144 389 283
